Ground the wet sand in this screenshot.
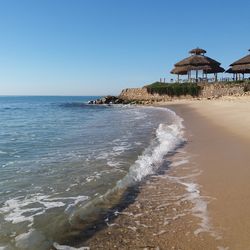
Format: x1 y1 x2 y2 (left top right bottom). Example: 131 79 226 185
78 99 250 250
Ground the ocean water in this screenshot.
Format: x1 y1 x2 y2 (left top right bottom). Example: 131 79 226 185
0 96 184 250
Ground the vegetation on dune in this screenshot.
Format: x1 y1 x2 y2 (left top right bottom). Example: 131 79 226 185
145 82 201 97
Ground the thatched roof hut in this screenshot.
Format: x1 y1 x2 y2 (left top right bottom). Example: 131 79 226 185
171 48 225 82
226 50 250 74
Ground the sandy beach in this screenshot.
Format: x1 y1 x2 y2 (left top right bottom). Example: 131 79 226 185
75 97 250 250
180 97 250 249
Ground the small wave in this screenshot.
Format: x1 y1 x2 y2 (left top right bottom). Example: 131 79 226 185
117 117 184 187
69 108 185 226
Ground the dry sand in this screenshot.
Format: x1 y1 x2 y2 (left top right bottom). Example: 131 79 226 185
188 96 250 140
76 97 250 250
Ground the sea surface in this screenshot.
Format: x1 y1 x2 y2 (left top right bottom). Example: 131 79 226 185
0 96 184 250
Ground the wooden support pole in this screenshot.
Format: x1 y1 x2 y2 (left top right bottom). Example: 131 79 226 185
215 73 218 82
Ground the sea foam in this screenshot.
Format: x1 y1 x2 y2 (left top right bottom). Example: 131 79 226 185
117 110 184 188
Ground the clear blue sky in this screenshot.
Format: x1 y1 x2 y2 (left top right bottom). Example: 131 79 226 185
0 0 249 96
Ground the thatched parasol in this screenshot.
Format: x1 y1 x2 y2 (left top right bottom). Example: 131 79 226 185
226 50 250 74
226 64 250 74
171 48 225 81
174 55 222 68
171 65 224 75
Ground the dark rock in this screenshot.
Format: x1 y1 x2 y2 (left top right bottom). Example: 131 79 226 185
88 96 127 105
95 99 104 104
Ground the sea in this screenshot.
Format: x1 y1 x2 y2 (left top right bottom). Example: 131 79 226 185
0 96 184 250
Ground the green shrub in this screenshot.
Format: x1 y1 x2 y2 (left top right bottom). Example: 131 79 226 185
145 82 201 97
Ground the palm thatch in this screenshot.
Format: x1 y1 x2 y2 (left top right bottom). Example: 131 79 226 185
174 55 222 67
226 65 250 74
171 48 225 75
171 65 224 75
226 50 250 74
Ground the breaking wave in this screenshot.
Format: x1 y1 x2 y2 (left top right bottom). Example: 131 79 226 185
69 108 185 227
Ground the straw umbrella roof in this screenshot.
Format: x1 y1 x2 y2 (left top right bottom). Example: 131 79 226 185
171 65 225 75
226 50 250 74
174 55 222 67
226 64 250 73
171 48 225 75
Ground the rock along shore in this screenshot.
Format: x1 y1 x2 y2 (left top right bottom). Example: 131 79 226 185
88 95 140 105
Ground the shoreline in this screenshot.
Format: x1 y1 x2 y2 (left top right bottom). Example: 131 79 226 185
75 97 250 249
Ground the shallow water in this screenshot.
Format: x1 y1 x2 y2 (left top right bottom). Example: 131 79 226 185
0 96 184 249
